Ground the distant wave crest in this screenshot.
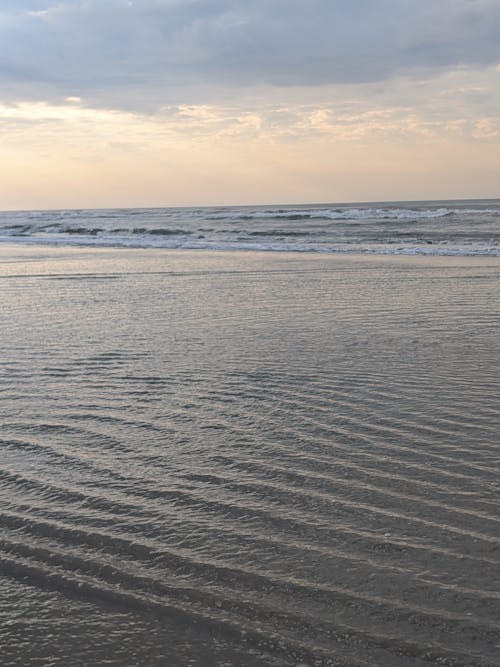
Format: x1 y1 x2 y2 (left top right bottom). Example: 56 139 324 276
1 201 499 256
205 207 460 221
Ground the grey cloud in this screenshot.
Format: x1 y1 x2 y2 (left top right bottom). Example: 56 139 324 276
1 0 500 108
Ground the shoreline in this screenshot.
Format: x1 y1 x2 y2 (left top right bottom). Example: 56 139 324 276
1 238 500 259
2 240 500 266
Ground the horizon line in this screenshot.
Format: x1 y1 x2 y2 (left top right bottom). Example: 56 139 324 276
2 195 500 214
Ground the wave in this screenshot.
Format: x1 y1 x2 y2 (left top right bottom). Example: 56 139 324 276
0 233 498 256
246 230 311 237
131 227 192 236
0 225 193 239
1 201 500 256
205 207 461 221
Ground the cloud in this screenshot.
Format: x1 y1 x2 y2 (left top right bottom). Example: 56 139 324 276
1 0 500 109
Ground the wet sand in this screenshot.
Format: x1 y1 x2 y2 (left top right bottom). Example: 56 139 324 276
1 245 499 666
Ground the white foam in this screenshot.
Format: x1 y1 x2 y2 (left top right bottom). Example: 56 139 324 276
1 201 499 256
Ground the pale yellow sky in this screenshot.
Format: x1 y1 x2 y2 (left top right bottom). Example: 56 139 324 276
2 86 499 210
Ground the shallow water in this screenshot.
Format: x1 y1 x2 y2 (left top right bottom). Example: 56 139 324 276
1 246 499 666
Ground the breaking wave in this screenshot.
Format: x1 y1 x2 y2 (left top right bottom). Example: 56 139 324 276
1 199 500 256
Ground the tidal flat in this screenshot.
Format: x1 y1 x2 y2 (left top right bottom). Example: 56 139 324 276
1 245 499 666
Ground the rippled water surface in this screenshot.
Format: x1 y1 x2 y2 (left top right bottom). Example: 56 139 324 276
1 246 499 666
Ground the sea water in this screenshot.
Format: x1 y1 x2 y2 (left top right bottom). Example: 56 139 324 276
0 241 499 665
0 199 500 256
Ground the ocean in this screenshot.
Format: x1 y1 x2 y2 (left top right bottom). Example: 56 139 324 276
1 202 499 666
1 199 500 256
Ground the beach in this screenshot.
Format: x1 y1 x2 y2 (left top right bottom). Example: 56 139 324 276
1 244 499 666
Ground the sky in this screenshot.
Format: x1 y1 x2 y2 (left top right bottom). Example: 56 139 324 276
1 0 500 209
